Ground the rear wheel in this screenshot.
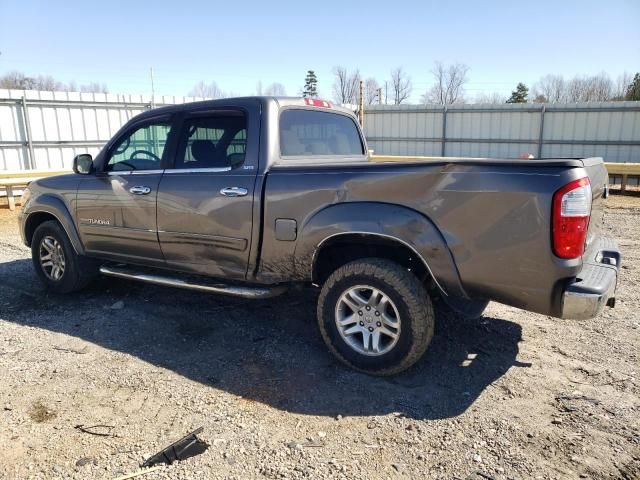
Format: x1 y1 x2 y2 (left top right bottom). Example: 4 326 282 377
317 258 435 376
31 220 97 293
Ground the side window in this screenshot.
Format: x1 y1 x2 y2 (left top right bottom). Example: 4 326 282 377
107 122 171 171
174 113 247 170
280 110 364 157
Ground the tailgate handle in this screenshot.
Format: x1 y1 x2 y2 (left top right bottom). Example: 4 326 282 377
220 187 248 197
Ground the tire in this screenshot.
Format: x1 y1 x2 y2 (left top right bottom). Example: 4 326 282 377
317 258 435 376
31 220 98 293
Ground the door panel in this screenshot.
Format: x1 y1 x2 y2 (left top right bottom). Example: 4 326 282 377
156 109 258 280
77 172 164 262
76 117 173 264
157 171 256 278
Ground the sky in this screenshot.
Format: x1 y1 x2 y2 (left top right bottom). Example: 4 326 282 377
0 0 638 103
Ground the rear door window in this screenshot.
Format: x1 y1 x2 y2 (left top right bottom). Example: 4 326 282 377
280 110 364 157
173 112 247 170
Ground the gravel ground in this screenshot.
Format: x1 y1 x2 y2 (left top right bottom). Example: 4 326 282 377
0 195 638 480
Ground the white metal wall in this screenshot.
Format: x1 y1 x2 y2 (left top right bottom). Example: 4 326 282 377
0 89 208 171
2 91 639 170
364 102 640 162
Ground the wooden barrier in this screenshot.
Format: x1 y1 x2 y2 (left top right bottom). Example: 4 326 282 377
0 170 69 210
604 163 640 192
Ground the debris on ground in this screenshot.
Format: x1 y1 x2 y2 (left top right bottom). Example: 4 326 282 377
142 427 208 467
74 424 115 437
111 466 162 480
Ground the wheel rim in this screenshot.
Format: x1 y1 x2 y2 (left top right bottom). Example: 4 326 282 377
39 235 65 281
335 285 401 356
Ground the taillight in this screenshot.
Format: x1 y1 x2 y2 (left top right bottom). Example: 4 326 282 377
552 177 592 259
304 98 332 108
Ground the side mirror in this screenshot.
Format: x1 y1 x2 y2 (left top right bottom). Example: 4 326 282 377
73 154 94 175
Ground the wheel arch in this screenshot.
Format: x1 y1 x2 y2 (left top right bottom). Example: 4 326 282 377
312 232 443 292
296 201 468 299
23 195 84 254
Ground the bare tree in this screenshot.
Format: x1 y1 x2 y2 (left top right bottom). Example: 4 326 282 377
332 66 360 104
0 71 63 90
34 75 66 91
422 62 469 105
80 82 108 93
613 72 633 100
263 82 287 96
586 73 613 101
0 70 110 93
390 67 412 105
474 92 505 104
0 71 34 89
188 81 225 98
533 74 566 103
364 78 380 104
564 74 612 102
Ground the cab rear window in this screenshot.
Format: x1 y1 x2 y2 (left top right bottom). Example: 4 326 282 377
279 110 364 157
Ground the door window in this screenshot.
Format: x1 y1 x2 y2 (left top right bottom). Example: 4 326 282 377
106 122 171 171
174 113 247 170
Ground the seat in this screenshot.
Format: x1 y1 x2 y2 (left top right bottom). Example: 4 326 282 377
190 140 228 168
281 129 308 155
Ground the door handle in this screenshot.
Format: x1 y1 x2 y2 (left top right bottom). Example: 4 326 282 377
220 187 248 197
129 186 152 195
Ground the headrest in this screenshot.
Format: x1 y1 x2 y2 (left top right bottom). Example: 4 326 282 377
191 140 217 162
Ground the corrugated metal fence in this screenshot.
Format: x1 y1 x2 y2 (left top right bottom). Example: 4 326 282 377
364 102 640 162
0 89 207 171
2 89 640 171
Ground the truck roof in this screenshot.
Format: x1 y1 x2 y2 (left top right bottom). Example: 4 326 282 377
136 96 356 119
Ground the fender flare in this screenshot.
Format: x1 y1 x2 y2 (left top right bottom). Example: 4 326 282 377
23 194 85 255
294 202 468 299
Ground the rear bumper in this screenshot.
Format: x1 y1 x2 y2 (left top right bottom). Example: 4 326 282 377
561 238 620 320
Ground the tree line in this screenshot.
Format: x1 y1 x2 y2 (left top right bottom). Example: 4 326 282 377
315 64 640 105
3 67 639 104
0 70 109 93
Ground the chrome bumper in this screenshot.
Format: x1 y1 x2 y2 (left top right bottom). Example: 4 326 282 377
561 238 620 320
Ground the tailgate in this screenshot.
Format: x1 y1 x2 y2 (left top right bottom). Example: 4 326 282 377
582 157 608 259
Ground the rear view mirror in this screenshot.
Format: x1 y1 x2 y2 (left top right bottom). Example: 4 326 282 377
73 154 94 175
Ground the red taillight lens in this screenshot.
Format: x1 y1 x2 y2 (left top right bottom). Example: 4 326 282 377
552 177 591 259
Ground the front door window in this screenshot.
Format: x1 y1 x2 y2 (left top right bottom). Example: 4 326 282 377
107 123 171 171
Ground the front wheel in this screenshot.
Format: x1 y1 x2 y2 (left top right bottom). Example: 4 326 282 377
31 220 97 293
317 258 435 376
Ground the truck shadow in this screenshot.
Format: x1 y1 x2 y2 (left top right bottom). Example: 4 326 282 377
0 258 524 420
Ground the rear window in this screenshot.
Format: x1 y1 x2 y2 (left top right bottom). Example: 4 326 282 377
279 110 364 157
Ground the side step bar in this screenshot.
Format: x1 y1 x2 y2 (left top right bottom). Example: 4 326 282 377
99 265 287 299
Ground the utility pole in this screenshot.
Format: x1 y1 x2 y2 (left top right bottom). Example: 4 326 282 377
358 80 364 127
378 87 383 104
150 67 156 109
384 81 388 105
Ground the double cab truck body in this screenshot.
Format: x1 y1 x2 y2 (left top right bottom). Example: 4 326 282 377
19 97 620 375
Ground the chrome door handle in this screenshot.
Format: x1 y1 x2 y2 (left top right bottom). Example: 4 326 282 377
129 186 151 195
220 187 248 197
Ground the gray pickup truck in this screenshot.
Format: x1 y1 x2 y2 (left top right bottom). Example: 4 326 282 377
19 97 620 375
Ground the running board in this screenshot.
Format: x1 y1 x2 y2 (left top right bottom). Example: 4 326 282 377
99 265 287 299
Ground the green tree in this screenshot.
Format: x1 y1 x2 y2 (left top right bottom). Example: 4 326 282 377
303 70 318 98
626 73 640 101
506 82 529 103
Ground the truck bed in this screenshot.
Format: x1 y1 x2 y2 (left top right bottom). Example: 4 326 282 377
261 156 608 317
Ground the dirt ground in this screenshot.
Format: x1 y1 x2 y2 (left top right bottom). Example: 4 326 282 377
0 195 638 480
